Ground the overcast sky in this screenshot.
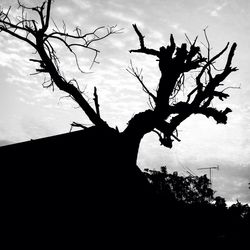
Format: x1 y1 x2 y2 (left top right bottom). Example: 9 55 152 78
0 0 249 204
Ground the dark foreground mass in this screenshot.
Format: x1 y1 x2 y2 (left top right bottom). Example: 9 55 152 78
1 127 249 248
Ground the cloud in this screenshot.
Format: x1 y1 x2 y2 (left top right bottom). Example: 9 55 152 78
169 23 188 34
111 39 126 49
106 0 124 9
213 163 250 204
209 2 228 17
108 57 126 66
0 50 23 68
71 0 91 10
18 97 35 106
103 10 144 28
55 5 72 15
0 38 34 79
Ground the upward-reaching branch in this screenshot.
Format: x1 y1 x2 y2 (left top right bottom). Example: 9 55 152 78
43 0 51 31
129 24 159 57
93 87 100 118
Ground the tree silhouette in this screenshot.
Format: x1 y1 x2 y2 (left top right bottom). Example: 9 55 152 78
144 167 214 204
0 1 238 166
0 2 243 248
214 196 227 209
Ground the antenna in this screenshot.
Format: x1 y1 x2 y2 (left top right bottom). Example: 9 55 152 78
197 165 219 188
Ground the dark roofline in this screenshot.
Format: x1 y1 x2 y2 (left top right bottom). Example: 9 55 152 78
0 129 84 149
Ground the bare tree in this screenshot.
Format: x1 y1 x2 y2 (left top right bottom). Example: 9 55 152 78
0 1 238 166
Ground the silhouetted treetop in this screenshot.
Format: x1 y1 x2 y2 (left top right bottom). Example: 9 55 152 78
143 167 214 204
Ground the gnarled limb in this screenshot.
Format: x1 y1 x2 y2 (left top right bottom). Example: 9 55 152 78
125 24 238 149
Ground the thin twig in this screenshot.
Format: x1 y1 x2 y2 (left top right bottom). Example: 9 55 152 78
126 60 157 102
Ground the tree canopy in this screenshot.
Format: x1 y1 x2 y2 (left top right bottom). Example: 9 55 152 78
144 166 214 204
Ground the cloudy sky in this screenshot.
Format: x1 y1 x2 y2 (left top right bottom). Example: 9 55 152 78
0 0 249 204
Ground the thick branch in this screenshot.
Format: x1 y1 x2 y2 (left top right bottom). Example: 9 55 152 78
43 0 51 31
171 102 232 124
213 91 229 101
0 25 36 48
191 42 238 110
129 24 159 57
35 42 107 127
225 43 237 70
133 24 145 49
196 42 229 84
93 86 100 118
196 107 232 124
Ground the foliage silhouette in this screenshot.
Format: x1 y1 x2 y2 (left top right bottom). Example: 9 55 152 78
143 167 250 247
144 166 214 204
